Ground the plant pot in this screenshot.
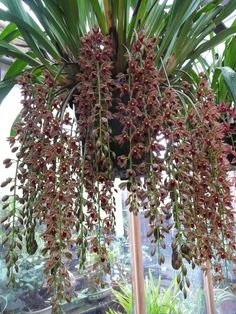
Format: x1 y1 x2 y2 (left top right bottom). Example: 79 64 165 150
74 83 147 180
22 305 52 314
61 292 87 311
87 287 112 302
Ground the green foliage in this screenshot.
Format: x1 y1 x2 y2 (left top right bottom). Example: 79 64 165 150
220 67 236 106
145 274 181 314
111 284 133 314
15 253 44 293
208 21 236 105
106 309 119 314
184 16 236 107
107 276 236 314
177 285 236 314
0 238 46 312
0 0 236 101
178 288 205 314
107 272 182 314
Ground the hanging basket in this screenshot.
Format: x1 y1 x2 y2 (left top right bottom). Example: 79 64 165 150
1 29 236 311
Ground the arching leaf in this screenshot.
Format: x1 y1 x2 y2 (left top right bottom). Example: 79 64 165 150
221 66 236 106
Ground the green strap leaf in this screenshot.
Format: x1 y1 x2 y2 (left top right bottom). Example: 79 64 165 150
10 112 22 137
0 9 60 61
0 58 31 104
214 0 236 26
0 41 40 66
0 23 16 39
185 26 236 70
117 0 126 48
221 66 236 106
4 59 27 80
144 0 168 38
0 22 21 43
224 36 236 71
34 0 80 56
0 78 15 104
89 0 107 34
59 0 80 42
77 0 97 34
23 0 66 55
127 0 148 46
155 0 201 63
1 29 21 43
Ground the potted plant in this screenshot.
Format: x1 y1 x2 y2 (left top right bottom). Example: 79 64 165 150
0 255 26 313
0 249 52 314
106 272 181 314
14 253 52 314
1 1 236 312
10 253 52 314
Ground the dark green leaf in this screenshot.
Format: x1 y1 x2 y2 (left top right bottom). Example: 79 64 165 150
185 26 236 70
221 66 236 106
0 23 20 43
0 78 15 104
4 59 27 80
0 41 40 66
0 8 60 61
89 0 107 34
59 0 80 42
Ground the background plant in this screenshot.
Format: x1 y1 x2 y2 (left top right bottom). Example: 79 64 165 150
0 245 47 313
107 275 236 314
106 272 181 314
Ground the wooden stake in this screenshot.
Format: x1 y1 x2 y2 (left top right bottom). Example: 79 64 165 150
203 261 216 314
129 212 146 314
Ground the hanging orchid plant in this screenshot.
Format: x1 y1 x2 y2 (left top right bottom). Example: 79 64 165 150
1 29 236 312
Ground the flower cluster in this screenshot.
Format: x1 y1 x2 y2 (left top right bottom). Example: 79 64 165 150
1 71 81 311
164 76 236 285
74 28 116 279
1 29 236 308
115 34 236 293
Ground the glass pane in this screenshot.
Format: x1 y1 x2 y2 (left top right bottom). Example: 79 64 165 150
214 172 236 314
0 183 132 314
140 208 207 314
105 187 133 313
214 261 236 314
0 87 132 313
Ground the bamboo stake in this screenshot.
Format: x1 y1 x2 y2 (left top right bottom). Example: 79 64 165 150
129 212 146 314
